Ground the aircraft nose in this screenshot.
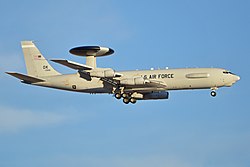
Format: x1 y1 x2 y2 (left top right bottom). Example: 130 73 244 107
237 76 240 81
234 75 240 81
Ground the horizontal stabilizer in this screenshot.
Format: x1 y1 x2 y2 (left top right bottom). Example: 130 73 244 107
6 72 45 83
51 59 93 70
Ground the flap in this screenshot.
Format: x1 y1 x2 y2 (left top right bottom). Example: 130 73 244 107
6 72 45 83
51 59 93 70
148 80 167 88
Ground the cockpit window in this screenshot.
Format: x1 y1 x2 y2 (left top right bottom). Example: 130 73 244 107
223 71 235 75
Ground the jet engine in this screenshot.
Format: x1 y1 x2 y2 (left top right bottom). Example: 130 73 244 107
89 69 116 78
120 77 150 86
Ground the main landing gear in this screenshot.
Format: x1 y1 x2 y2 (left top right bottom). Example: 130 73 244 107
114 93 122 99
115 93 137 104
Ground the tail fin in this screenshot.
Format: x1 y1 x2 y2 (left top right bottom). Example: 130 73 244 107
21 41 60 77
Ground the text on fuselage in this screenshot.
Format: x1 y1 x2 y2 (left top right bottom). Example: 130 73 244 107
142 73 174 79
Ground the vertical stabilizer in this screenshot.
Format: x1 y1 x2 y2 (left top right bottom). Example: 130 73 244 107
21 41 60 77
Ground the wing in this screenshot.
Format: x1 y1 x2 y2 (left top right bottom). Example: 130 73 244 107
51 59 122 82
51 59 93 70
101 77 167 93
147 80 167 88
122 80 167 93
51 59 165 93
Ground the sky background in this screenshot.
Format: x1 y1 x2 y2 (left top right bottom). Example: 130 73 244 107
0 0 249 167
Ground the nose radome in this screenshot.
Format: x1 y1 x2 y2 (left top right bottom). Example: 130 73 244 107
235 75 240 81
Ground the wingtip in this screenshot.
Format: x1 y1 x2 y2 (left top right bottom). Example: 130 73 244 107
50 59 56 62
5 71 14 75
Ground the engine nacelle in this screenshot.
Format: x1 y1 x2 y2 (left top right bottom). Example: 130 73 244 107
89 69 115 78
120 77 150 86
143 91 169 100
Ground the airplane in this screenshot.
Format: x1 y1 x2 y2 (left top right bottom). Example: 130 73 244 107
6 41 240 104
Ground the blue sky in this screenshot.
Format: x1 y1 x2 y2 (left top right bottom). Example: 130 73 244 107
0 0 249 167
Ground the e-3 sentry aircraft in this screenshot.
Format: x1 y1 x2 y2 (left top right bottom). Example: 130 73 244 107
6 41 240 104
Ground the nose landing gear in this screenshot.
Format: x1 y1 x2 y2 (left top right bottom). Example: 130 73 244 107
211 91 216 97
210 87 218 97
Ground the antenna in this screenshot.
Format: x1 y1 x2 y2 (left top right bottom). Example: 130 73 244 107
69 46 114 68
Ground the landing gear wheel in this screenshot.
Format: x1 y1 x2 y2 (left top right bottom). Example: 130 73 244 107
122 93 129 98
115 93 122 99
130 98 137 104
123 98 130 104
211 91 216 97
